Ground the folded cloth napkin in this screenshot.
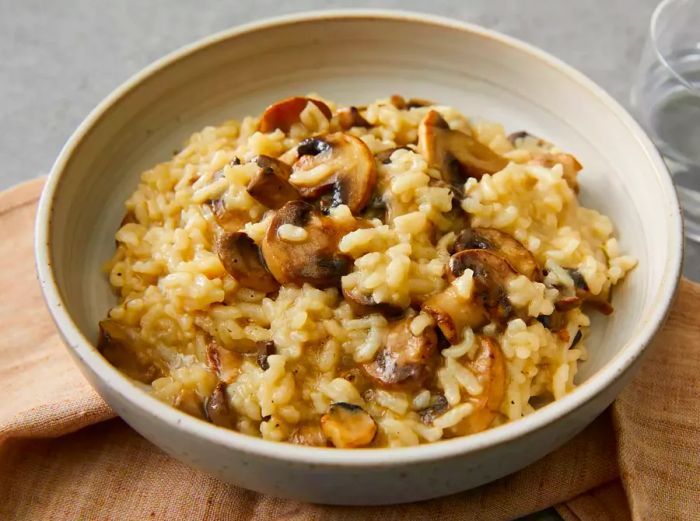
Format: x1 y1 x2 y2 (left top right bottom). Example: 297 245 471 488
1 179 698 521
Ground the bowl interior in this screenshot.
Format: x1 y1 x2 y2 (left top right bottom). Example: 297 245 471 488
47 14 677 402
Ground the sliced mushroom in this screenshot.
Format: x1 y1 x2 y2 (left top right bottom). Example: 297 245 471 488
206 338 242 384
449 336 506 435
389 95 433 110
422 249 518 343
422 285 487 344
374 146 411 165
537 310 568 332
570 329 583 349
342 286 404 318
531 152 582 192
565 268 613 315
256 340 276 371
289 133 377 213
364 317 438 386
215 231 279 294
361 192 388 221
418 110 508 186
507 130 581 191
337 106 371 130
261 200 352 288
206 160 249 232
507 130 551 147
258 96 332 133
554 295 582 312
246 155 301 209
418 394 449 425
320 402 377 448
448 249 518 322
204 382 237 429
98 320 165 384
209 200 248 233
288 423 329 447
454 227 542 281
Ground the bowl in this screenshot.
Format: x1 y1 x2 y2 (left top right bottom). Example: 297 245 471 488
35 10 682 505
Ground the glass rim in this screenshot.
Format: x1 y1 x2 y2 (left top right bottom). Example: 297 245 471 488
650 0 699 92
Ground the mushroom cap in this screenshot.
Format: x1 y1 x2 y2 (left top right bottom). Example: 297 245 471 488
363 317 438 387
215 231 280 294
337 106 371 130
261 200 352 288
258 96 332 133
418 110 508 186
507 130 552 147
206 338 243 384
204 382 237 429
422 285 487 344
289 133 377 214
532 152 582 192
289 423 329 446
454 227 542 281
448 248 518 322
320 402 377 448
341 285 404 318
246 155 301 210
449 336 506 435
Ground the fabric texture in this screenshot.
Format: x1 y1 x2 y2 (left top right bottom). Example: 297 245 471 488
1 178 698 521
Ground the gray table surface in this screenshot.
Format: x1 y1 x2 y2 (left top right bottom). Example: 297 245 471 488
1 1 692 518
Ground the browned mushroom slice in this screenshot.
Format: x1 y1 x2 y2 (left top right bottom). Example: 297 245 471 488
98 320 165 384
418 394 449 425
337 106 371 130
255 340 276 371
406 97 433 109
206 338 242 384
206 162 251 232
389 94 407 109
418 110 508 186
554 295 582 312
531 152 582 192
565 268 614 315
364 318 438 387
289 423 330 446
374 146 411 165
258 96 332 133
208 200 248 233
507 130 552 147
448 249 518 322
261 200 352 288
290 133 377 213
215 231 279 294
320 402 377 448
422 285 487 344
389 95 433 110
360 192 388 221
454 227 542 281
342 286 404 318
449 336 506 435
246 155 301 209
204 381 237 429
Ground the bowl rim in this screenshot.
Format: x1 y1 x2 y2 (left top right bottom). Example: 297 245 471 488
35 8 683 466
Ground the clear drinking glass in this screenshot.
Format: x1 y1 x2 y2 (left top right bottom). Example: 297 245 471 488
631 0 700 240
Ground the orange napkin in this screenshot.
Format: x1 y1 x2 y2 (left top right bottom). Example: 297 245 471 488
1 179 698 521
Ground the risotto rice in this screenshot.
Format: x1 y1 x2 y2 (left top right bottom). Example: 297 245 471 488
98 95 637 448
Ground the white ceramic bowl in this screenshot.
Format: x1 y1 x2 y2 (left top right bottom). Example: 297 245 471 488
35 10 682 505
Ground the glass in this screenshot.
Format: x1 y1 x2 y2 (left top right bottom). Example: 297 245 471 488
631 0 700 240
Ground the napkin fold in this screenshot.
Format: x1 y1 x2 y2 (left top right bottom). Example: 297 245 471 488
1 179 698 521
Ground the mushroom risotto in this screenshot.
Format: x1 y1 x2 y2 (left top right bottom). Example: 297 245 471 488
99 95 637 448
